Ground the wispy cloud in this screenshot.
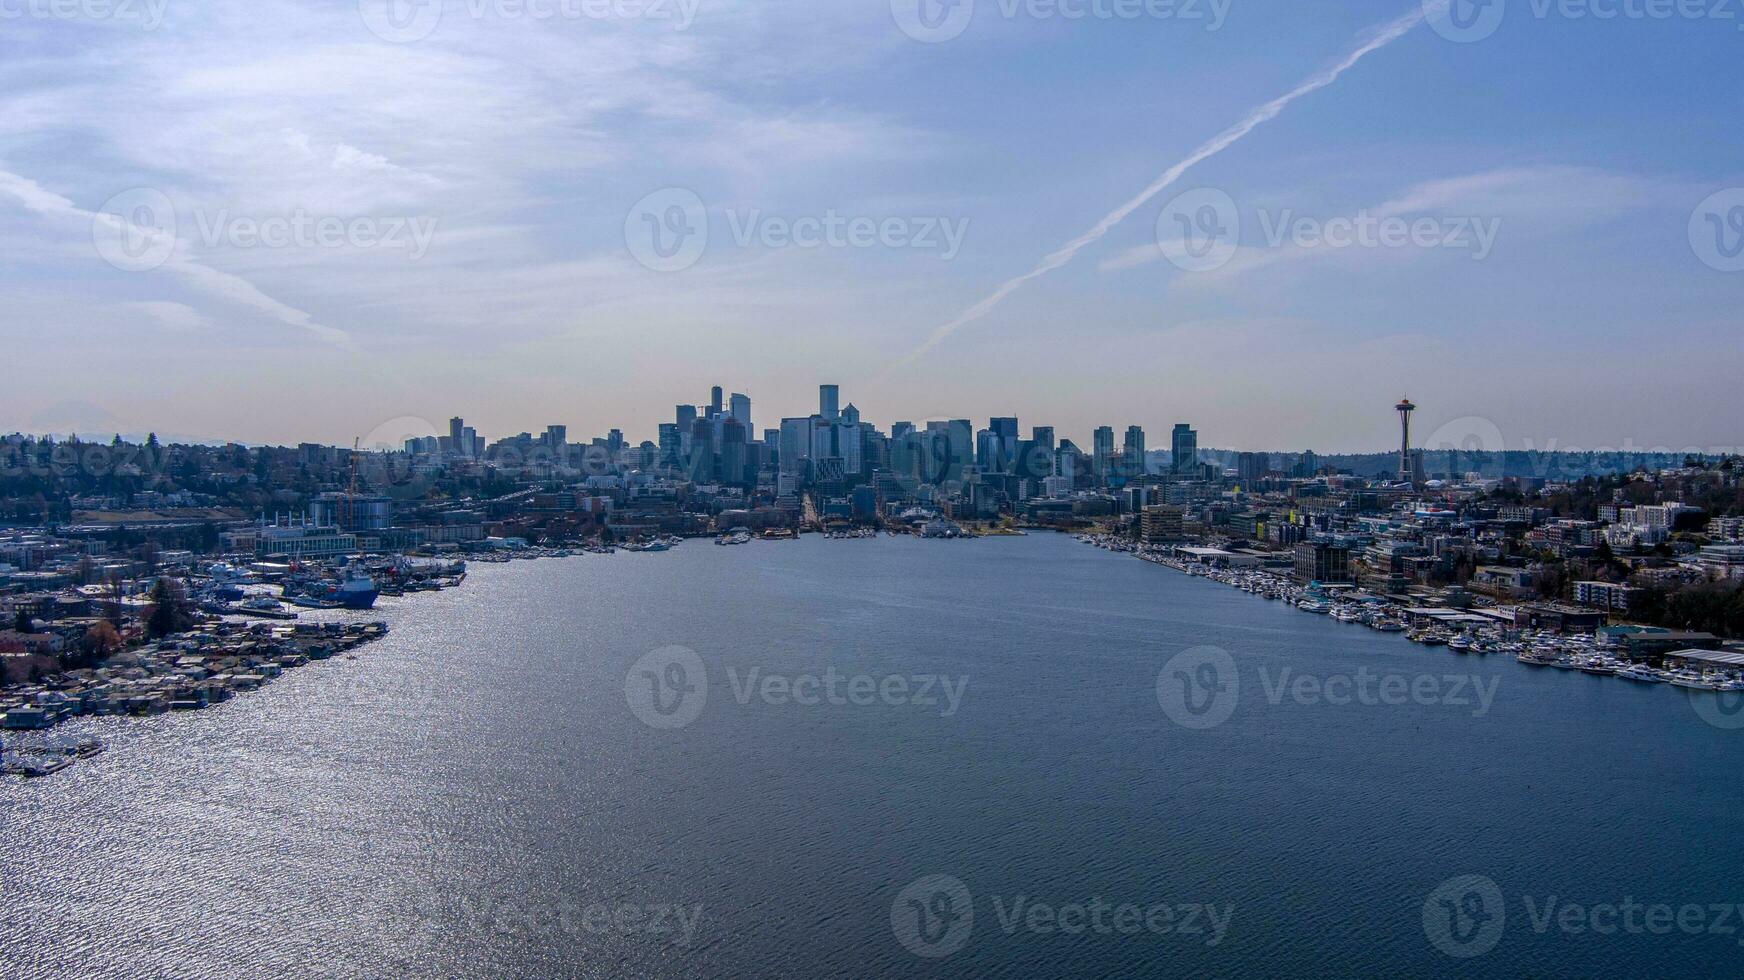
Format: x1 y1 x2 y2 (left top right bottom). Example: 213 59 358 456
895 1 1446 364
0 2 932 357
119 300 210 332
1100 165 1662 280
0 169 359 350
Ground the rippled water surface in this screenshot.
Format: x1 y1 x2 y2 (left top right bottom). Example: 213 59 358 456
4 534 1742 978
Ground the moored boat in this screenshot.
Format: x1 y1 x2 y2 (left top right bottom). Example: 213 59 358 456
1 752 74 777
1616 663 1666 684
324 562 380 609
1667 669 1722 691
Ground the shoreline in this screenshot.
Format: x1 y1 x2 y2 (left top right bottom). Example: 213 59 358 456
1 619 391 778
1078 533 1744 694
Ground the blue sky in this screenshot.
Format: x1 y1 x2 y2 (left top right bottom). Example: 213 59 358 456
1 0 1740 454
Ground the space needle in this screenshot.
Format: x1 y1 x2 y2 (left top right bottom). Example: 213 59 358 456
1396 398 1416 485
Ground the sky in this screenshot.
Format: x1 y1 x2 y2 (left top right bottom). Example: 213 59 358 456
1 0 1741 455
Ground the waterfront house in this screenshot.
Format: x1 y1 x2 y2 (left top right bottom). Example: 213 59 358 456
3 704 58 729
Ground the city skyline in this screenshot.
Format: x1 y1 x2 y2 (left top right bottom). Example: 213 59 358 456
7 4 1744 977
2 1 1742 451
8 385 1739 461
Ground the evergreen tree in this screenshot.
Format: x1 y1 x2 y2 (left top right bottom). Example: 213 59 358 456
146 578 193 638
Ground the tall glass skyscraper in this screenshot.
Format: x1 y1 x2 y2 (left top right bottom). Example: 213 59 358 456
1124 425 1146 476
1172 423 1199 476
1092 426 1115 483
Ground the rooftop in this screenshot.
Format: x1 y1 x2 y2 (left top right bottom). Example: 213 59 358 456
1665 648 1744 668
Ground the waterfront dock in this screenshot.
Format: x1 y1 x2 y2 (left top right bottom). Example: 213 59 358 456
1082 533 1744 692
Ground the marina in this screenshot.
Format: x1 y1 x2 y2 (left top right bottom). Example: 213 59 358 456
1081 533 1744 694
6 533 1739 979
8 525 1738 787
4 0 1738 972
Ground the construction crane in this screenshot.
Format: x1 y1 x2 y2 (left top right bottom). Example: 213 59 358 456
345 437 361 532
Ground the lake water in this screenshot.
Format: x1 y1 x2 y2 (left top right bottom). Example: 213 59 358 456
4 533 1742 978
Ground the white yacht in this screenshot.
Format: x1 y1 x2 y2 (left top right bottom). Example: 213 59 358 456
1615 663 1666 684
1667 669 1722 691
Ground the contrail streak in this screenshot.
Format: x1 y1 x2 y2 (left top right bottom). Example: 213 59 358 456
899 2 1445 363
0 169 360 352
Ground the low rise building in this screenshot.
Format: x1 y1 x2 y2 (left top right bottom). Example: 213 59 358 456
1574 580 1638 611
1293 541 1351 584
1694 544 1744 579
1472 565 1537 600
1141 505 1184 543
